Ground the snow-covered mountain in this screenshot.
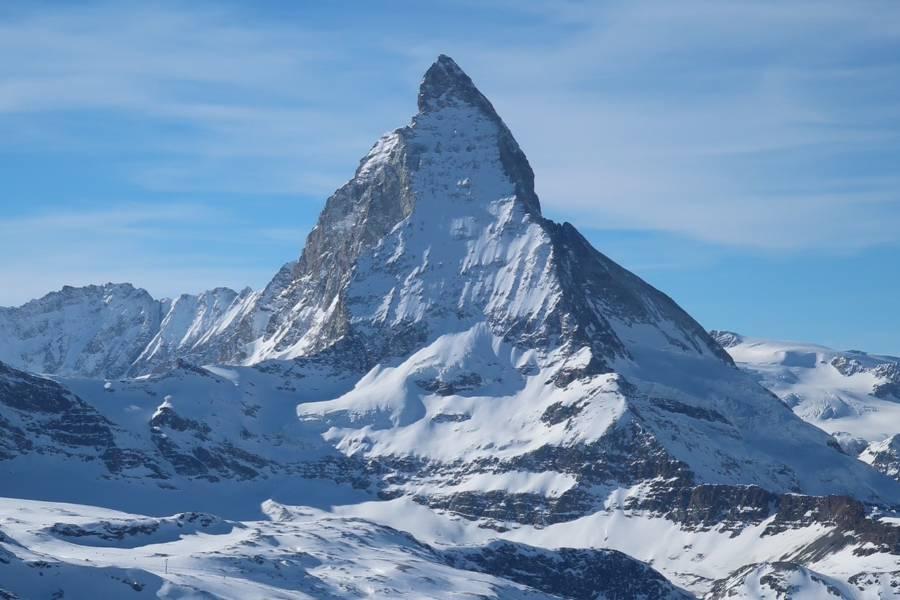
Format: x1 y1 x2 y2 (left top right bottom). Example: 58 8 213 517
263 54 897 507
710 330 900 432
705 562 859 599
0 56 734 380
0 284 262 378
711 330 900 483
3 56 900 599
133 287 259 372
0 283 164 378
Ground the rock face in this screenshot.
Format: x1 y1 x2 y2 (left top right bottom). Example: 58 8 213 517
862 435 900 480
445 540 693 600
0 360 111 453
0 360 157 477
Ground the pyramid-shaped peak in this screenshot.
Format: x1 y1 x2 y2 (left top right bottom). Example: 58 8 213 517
418 54 497 116
414 54 541 216
431 54 466 77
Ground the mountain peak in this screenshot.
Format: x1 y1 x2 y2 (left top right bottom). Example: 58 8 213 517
415 54 542 216
418 54 496 116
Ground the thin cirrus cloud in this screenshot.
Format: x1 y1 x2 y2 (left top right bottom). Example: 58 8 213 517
449 1 900 250
0 2 399 195
0 0 898 309
0 204 300 306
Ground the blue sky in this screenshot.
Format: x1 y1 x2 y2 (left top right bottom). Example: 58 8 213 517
1 1 898 354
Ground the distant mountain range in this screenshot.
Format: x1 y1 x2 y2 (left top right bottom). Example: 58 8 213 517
711 330 900 489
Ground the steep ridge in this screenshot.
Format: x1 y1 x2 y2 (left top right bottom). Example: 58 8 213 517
0 356 369 508
0 359 184 490
133 286 260 372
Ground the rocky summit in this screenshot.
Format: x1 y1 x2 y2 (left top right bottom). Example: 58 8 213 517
2 56 900 599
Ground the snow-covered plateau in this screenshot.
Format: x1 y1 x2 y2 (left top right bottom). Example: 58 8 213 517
3 55 900 599
711 331 900 490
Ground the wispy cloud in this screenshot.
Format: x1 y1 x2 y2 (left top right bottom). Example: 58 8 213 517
0 0 898 261
0 2 403 196
445 1 900 250
0 203 305 306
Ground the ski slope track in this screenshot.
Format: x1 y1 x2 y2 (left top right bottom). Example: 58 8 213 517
3 56 900 598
